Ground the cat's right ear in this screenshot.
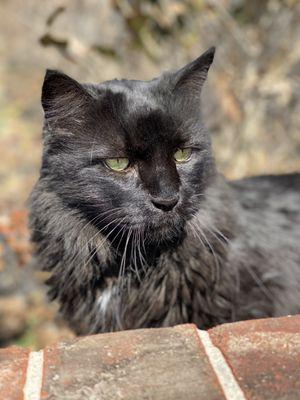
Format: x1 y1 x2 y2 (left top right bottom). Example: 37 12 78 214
41 69 92 125
171 47 215 100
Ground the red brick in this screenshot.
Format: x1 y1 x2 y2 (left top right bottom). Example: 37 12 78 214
42 324 225 400
209 315 300 400
0 347 30 400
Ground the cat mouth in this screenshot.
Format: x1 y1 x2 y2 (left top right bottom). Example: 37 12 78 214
117 211 182 234
108 203 189 242
147 213 185 236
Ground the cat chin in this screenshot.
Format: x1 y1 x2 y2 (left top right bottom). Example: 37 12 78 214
146 219 186 243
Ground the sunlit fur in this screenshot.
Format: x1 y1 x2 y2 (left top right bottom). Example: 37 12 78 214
29 48 300 334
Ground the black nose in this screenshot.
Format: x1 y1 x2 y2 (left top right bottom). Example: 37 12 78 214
151 195 179 212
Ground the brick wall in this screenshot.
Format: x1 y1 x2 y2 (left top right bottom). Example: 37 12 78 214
0 315 299 400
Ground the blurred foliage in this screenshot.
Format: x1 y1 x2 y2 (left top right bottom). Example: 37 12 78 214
14 316 38 349
0 0 300 348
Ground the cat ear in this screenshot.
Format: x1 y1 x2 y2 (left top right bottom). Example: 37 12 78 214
41 69 93 124
173 47 215 96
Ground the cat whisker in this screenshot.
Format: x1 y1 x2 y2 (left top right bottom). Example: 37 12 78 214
188 219 220 288
137 227 147 274
89 135 97 165
189 209 275 302
71 209 124 266
118 227 133 293
70 207 123 254
115 224 127 256
212 227 230 244
118 229 128 288
133 230 141 282
129 230 136 275
31 208 115 236
245 265 276 302
80 216 125 272
202 225 229 248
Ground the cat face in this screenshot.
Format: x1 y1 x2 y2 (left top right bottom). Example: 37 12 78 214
41 48 216 244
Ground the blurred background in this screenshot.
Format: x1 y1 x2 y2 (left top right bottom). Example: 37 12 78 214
0 0 300 349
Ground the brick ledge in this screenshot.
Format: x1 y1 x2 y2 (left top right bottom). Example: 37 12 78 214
0 315 299 400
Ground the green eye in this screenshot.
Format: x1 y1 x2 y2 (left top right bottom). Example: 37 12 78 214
174 148 192 163
104 158 130 171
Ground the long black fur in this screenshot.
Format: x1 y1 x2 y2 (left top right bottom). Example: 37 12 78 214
29 48 300 334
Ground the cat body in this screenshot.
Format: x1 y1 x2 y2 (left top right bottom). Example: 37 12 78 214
29 48 300 334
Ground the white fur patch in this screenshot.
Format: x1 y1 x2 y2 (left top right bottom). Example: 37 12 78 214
97 288 113 315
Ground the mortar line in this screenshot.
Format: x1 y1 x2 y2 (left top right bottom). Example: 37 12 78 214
23 350 44 400
197 330 247 400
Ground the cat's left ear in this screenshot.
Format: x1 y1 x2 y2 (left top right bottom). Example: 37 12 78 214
172 47 215 96
41 69 93 127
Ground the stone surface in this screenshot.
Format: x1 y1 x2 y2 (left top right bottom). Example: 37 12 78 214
0 317 299 399
209 315 300 400
0 347 30 400
41 324 225 400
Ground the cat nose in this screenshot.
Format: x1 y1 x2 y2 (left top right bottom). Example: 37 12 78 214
151 195 179 212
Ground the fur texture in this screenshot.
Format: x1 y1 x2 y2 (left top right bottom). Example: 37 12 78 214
29 48 300 334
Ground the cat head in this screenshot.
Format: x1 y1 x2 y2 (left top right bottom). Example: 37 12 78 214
40 47 216 245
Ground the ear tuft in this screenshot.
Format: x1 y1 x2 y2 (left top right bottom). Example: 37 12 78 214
41 69 92 124
200 46 216 66
174 47 216 95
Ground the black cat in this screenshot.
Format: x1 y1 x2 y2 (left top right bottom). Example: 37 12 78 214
29 47 300 334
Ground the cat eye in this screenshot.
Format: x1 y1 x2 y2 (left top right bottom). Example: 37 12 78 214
104 158 130 172
173 148 192 163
